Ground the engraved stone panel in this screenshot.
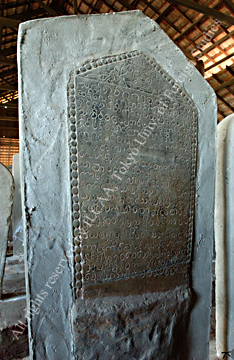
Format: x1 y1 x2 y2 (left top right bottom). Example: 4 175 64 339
68 51 197 298
19 11 216 360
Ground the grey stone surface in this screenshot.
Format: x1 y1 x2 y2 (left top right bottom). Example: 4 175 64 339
0 162 14 298
69 50 197 299
215 114 234 356
226 115 234 352
12 153 24 255
18 11 216 360
0 295 26 330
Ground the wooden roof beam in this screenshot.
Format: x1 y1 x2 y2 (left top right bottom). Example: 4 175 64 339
9 8 48 21
0 17 21 29
156 4 173 23
218 109 226 120
166 0 234 25
89 0 100 14
151 7 199 53
213 72 234 96
34 0 58 16
116 0 135 10
0 103 18 109
0 57 17 66
214 78 234 92
0 85 17 91
197 29 234 58
173 5 193 24
91 0 117 13
222 0 234 15
0 46 17 58
0 1 28 10
205 53 234 71
0 25 2 51
0 68 17 79
216 92 234 112
140 0 160 15
0 126 18 130
0 116 18 122
226 65 234 77
73 0 78 14
174 0 223 41
0 127 19 139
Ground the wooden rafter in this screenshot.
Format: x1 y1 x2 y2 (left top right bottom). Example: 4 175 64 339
216 92 234 111
156 4 173 23
173 0 223 41
116 0 134 10
205 53 234 71
218 108 226 119
0 58 17 66
166 0 234 25
0 0 233 127
226 65 234 77
214 77 234 91
213 72 234 95
0 68 17 79
73 0 78 14
0 103 18 109
0 85 17 91
0 126 18 132
34 0 58 16
8 8 48 21
0 116 18 122
198 30 234 58
222 0 234 14
0 46 17 57
0 17 21 29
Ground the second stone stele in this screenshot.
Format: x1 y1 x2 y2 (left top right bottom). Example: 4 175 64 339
18 10 216 360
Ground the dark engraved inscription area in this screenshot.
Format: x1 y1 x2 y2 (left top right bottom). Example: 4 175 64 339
68 51 197 298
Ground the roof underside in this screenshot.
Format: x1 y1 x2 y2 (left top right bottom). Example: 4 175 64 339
0 0 234 139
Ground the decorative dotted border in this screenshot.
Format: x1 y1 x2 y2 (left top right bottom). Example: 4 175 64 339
68 50 198 298
68 76 82 298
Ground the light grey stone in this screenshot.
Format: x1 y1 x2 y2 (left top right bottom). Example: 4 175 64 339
215 114 234 356
18 11 216 360
0 295 26 330
12 153 24 255
0 162 14 299
226 115 234 352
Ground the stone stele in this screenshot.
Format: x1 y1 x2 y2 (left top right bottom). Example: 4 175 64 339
12 153 24 255
215 114 234 357
0 162 14 299
18 11 216 360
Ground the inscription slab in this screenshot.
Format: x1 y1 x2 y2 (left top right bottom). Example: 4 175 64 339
68 51 197 298
215 114 234 356
12 153 24 255
0 163 14 298
19 11 216 360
